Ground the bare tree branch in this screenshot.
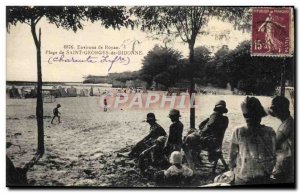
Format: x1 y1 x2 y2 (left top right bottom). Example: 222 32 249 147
174 23 188 43
34 15 43 25
176 9 190 40
24 21 31 26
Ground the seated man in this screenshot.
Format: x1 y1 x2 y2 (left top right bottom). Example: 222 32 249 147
183 100 229 171
129 113 167 158
138 136 170 175
164 109 184 158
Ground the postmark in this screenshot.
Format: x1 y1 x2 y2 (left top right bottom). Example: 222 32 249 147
251 7 294 57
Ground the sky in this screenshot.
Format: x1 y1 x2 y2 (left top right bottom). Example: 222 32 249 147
6 11 250 82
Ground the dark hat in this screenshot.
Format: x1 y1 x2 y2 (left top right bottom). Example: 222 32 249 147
146 113 156 122
268 96 290 117
57 104 61 107
169 109 181 117
214 100 228 113
241 97 267 118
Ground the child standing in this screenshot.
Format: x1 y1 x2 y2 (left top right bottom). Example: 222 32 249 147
51 104 61 124
104 98 108 112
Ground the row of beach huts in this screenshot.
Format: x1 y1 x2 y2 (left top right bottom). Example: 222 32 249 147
6 85 103 99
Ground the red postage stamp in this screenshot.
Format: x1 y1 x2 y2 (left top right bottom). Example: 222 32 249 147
251 7 294 57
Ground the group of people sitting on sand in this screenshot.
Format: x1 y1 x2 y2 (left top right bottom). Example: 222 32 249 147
125 96 294 186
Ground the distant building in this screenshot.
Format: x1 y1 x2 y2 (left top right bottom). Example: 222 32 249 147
83 75 107 84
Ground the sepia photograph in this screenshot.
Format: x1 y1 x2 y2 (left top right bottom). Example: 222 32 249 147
6 5 295 188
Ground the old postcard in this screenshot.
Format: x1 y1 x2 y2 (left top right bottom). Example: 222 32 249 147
6 6 295 188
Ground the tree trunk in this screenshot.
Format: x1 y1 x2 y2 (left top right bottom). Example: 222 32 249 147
280 58 286 97
188 43 195 129
31 21 44 156
36 43 44 155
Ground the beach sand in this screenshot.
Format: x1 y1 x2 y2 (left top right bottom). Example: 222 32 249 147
6 94 285 187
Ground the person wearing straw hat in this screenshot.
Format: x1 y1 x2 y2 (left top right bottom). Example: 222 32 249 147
268 96 294 184
128 113 167 158
164 109 184 158
228 96 276 185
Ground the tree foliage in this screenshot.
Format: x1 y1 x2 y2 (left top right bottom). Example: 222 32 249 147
7 6 133 32
205 45 231 88
132 7 250 46
209 41 294 95
193 46 211 84
140 45 183 88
